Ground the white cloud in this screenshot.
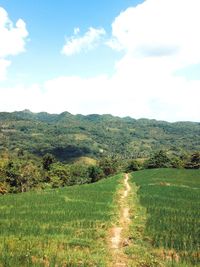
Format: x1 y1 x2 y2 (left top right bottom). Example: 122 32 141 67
0 68 199 122
0 84 42 112
0 59 10 80
61 27 106 56
0 1 200 122
108 0 200 69
105 0 200 121
49 0 200 121
0 7 28 80
73 27 80 35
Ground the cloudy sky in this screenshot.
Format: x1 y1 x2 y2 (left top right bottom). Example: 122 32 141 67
0 0 200 122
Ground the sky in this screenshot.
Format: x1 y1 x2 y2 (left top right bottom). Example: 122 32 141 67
0 0 200 122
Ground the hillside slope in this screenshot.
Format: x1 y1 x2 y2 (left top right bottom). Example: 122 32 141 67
0 110 199 161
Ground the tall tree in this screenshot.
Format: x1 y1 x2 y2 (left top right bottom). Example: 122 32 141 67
42 153 55 170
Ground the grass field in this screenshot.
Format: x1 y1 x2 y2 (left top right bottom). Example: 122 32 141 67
131 168 200 266
0 174 122 267
1 169 199 267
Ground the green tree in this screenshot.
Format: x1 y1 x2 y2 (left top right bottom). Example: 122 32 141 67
185 152 200 169
5 160 41 192
170 156 184 168
69 163 90 185
42 153 55 170
99 157 119 176
49 163 71 186
88 165 104 183
5 160 21 191
145 150 171 169
20 162 41 191
125 160 140 172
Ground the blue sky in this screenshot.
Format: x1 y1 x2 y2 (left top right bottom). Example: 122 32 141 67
1 0 141 84
0 0 200 121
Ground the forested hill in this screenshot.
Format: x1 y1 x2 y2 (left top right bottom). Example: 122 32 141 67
0 110 199 161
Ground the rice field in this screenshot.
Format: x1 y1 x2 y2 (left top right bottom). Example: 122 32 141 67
0 174 122 267
132 168 200 266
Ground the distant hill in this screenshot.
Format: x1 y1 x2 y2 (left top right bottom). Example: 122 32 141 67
0 110 199 161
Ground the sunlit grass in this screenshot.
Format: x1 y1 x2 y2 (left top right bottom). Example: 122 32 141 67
0 174 122 266
131 169 200 266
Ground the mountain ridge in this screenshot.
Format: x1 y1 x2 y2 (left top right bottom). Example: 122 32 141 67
0 110 199 161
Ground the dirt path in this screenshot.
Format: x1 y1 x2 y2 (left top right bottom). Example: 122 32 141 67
110 174 131 267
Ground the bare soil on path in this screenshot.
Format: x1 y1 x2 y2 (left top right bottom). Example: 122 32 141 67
110 174 131 267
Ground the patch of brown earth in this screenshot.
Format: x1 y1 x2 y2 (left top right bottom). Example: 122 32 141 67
110 174 131 267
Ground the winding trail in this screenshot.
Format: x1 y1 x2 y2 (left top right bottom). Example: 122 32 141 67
110 174 131 267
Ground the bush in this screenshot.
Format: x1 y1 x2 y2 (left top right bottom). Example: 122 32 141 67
185 152 200 169
125 160 140 172
145 150 171 169
99 157 119 176
88 165 104 183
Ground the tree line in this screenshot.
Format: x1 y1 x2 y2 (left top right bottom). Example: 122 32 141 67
0 150 199 194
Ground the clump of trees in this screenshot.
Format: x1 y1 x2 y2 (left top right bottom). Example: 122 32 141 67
0 152 121 194
0 149 199 195
125 150 200 171
144 150 200 170
125 160 141 172
145 150 172 169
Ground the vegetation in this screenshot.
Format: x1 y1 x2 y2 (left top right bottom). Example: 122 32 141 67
131 169 200 266
0 110 199 266
125 180 164 267
0 149 123 194
0 110 199 162
0 148 199 194
145 150 171 169
0 109 199 195
185 152 200 169
0 174 122 266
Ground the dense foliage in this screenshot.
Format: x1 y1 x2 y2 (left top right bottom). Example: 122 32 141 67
0 110 199 161
132 169 200 265
1 149 199 194
0 110 199 194
0 150 121 193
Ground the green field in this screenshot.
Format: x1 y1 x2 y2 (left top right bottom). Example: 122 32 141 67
0 174 122 267
1 169 200 267
131 169 200 266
